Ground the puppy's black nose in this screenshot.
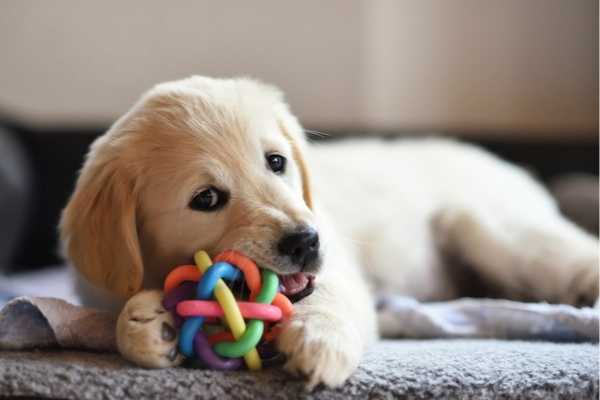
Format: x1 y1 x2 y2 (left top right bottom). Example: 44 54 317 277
277 227 320 268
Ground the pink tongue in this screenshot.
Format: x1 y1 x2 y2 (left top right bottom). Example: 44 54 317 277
280 273 309 295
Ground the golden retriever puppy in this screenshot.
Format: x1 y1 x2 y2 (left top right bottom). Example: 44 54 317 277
60 76 376 388
60 76 598 388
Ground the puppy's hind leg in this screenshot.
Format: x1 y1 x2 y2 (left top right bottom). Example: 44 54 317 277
432 206 599 307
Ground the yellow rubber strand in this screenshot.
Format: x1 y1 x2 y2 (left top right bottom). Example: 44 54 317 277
194 250 262 370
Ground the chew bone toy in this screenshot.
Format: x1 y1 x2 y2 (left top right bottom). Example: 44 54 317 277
161 249 294 370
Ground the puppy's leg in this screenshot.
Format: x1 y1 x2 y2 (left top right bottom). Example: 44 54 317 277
116 290 184 368
277 238 377 389
433 206 599 306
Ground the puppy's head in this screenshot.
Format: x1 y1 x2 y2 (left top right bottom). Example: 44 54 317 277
60 76 321 299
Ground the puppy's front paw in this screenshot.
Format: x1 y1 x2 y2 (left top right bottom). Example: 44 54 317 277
277 308 361 390
116 290 184 368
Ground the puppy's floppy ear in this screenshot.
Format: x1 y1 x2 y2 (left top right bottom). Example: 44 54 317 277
276 105 313 210
60 139 143 299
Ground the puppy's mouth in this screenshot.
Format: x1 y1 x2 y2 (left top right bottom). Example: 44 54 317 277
279 272 315 303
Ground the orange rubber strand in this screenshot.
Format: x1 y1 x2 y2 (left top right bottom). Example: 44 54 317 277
163 265 201 294
214 250 261 300
272 293 294 319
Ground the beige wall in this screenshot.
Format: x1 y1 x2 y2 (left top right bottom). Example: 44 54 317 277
0 1 597 139
364 0 598 138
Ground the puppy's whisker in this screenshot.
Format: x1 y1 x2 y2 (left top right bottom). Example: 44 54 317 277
304 129 331 139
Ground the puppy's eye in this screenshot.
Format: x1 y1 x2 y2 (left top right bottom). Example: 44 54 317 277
189 186 228 212
266 154 286 174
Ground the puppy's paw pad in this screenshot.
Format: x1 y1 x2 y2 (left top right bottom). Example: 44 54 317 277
161 322 177 342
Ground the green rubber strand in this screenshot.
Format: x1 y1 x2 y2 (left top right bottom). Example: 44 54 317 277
255 269 279 304
214 319 264 357
214 269 278 358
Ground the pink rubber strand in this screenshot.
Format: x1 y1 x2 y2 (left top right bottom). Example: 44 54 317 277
177 300 282 322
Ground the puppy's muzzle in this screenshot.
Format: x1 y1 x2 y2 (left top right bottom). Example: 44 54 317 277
277 226 320 271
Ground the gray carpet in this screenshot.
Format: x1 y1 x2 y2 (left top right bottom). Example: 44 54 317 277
0 339 597 399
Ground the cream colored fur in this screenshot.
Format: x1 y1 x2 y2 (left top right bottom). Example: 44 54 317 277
60 76 599 389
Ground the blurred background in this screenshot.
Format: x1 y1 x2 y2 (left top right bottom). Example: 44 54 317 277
0 1 597 299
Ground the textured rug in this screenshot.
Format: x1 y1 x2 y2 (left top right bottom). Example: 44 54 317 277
0 339 598 399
